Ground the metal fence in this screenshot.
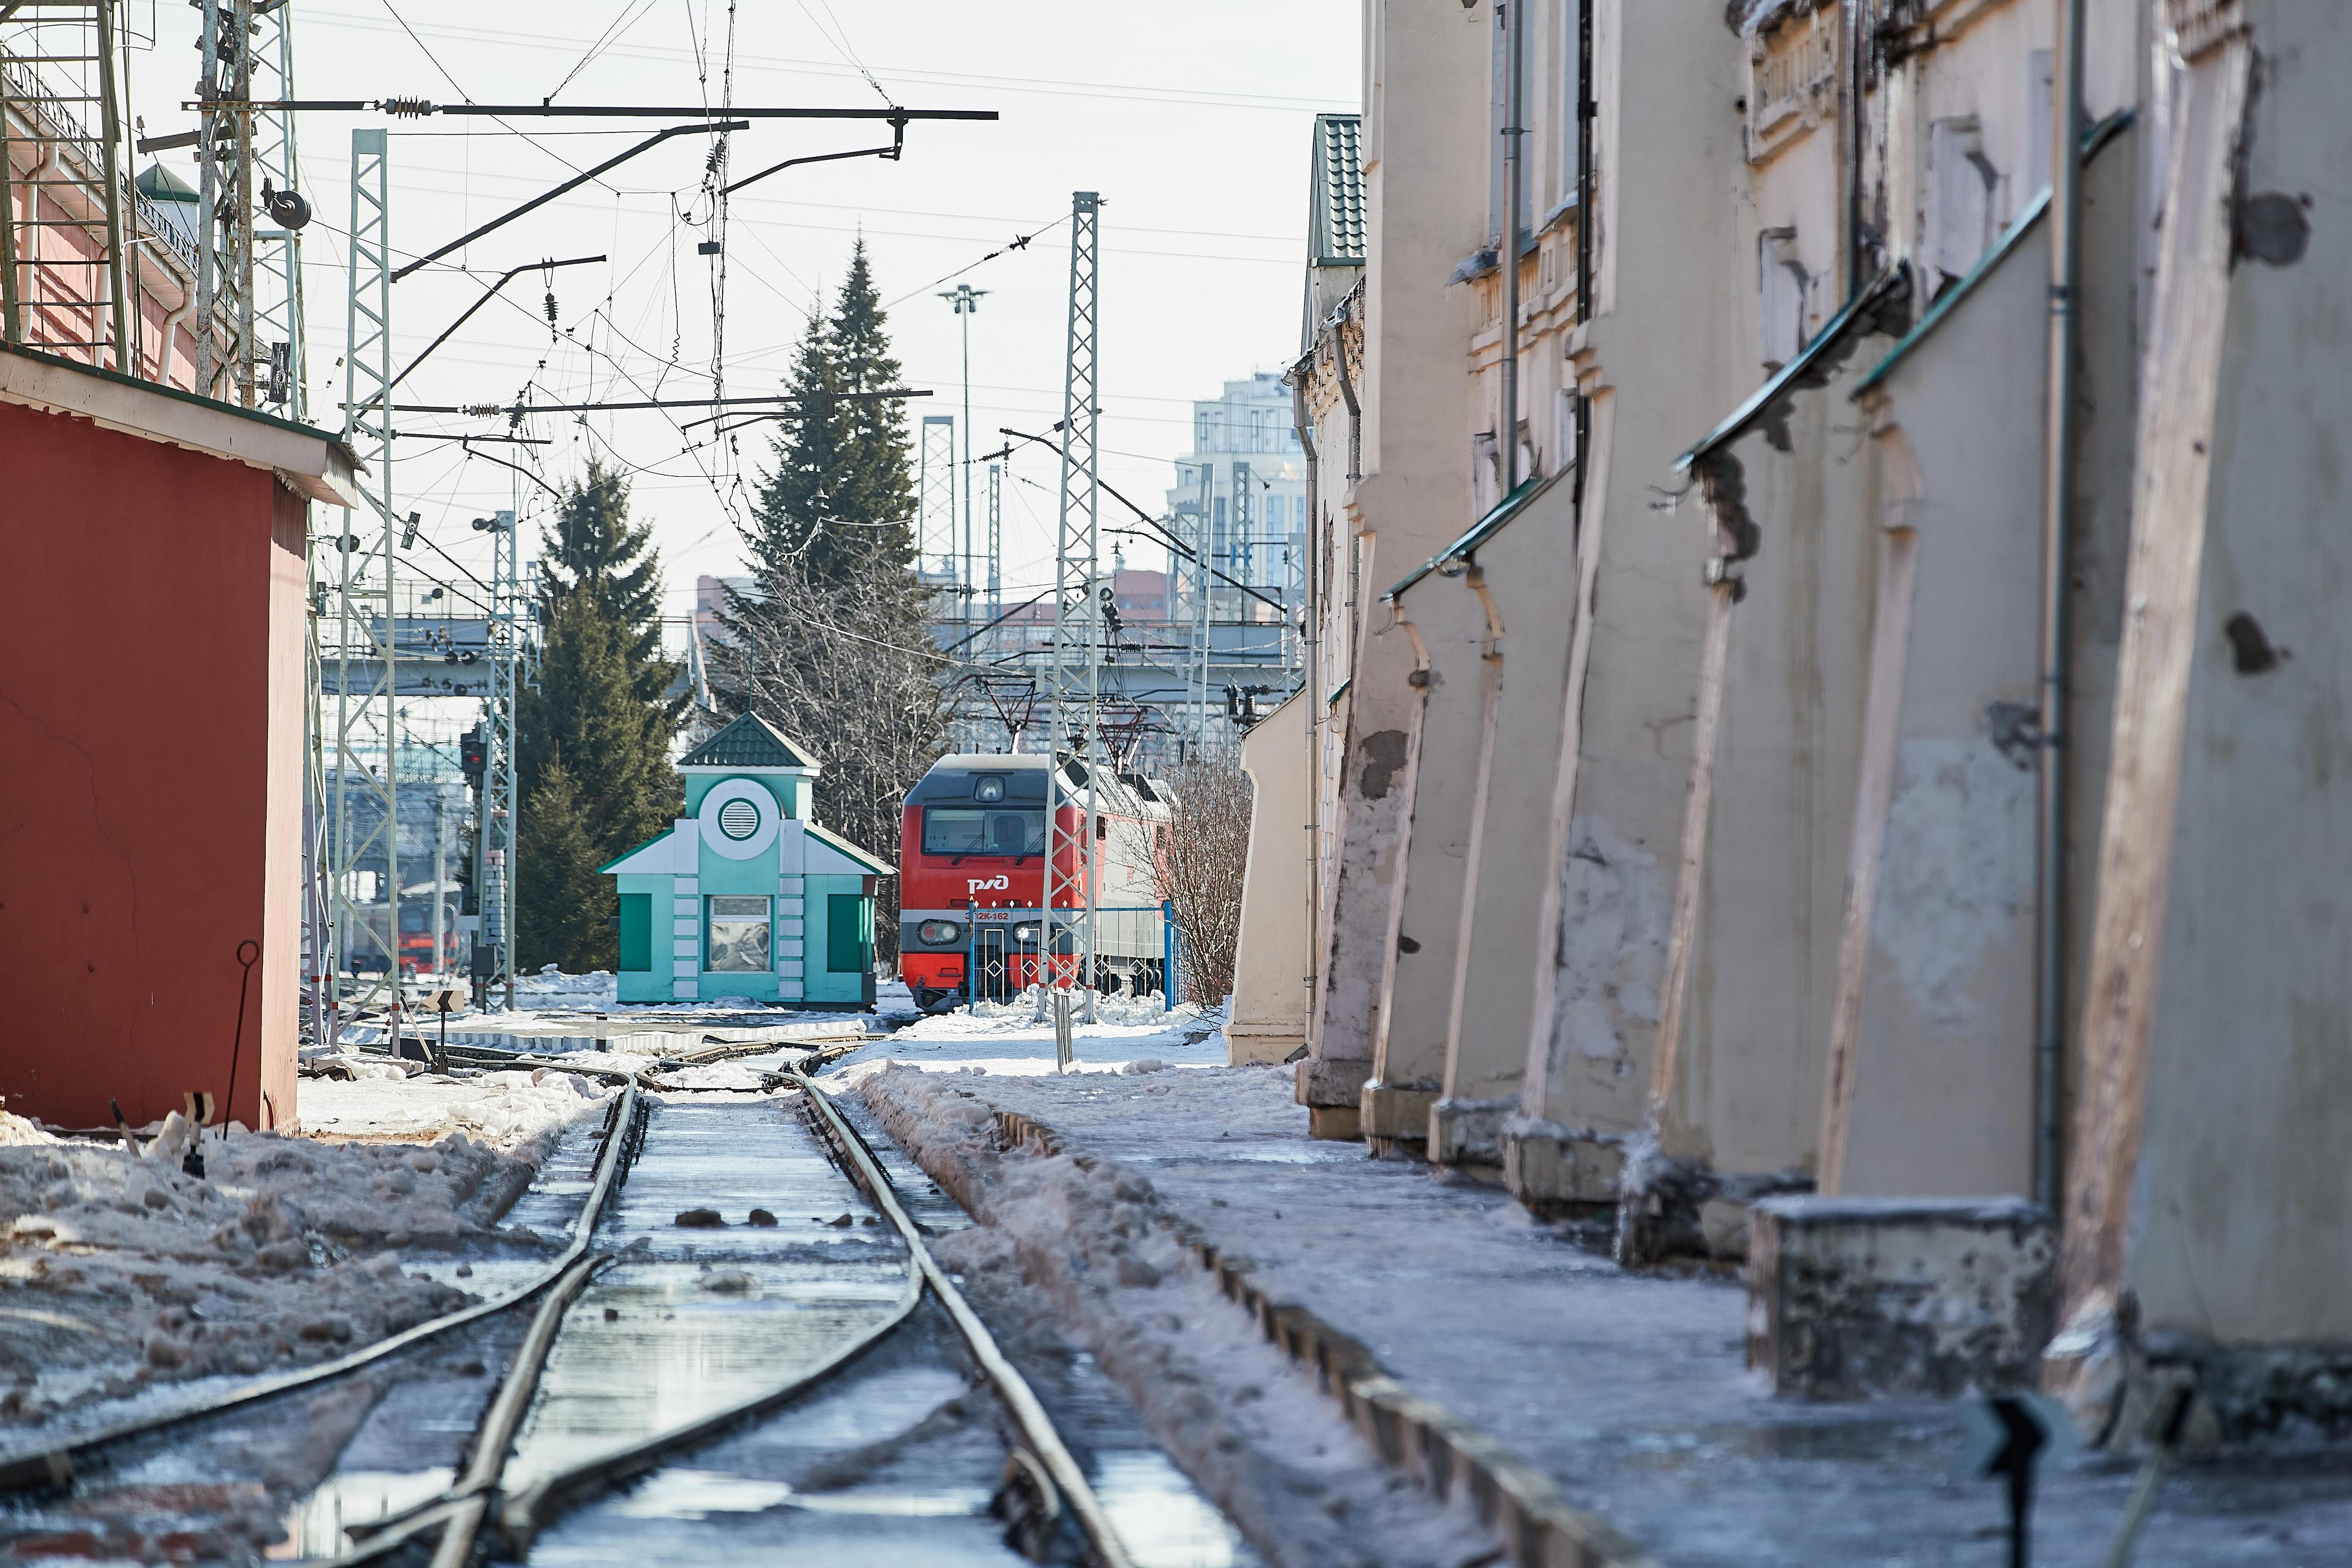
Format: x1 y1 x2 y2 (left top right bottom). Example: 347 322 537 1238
965 904 1178 1011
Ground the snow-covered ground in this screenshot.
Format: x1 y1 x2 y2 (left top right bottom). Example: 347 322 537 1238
0 1062 612 1433
296 1059 611 1149
857 1070 1501 1568
503 965 920 1025
850 1055 2352 1568
827 990 1226 1080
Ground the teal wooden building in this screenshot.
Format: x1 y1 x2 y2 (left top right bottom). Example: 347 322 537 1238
600 714 892 1008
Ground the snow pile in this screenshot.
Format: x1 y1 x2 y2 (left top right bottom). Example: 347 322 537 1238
510 966 618 1006
0 1123 541 1426
299 1062 612 1154
828 992 1221 1079
0 1111 57 1149
855 1066 1500 1568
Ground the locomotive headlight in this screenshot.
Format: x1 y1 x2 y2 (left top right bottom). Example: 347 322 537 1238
917 920 962 945
1011 924 1039 945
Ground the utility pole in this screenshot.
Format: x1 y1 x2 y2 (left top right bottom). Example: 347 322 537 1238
195 0 256 402
431 793 450 979
1042 191 1102 1024
486 503 521 1011
940 283 987 646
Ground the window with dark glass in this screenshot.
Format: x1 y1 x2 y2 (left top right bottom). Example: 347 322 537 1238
923 807 1047 857
706 895 771 972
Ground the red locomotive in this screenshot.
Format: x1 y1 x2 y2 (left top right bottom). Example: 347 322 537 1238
897 753 1172 1010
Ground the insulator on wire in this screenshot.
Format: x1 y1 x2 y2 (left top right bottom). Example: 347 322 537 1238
544 291 558 324
379 97 435 119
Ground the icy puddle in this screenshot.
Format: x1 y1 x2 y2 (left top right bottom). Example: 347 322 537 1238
499 1099 913 1489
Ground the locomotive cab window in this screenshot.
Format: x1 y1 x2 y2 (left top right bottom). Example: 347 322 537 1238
924 807 1046 857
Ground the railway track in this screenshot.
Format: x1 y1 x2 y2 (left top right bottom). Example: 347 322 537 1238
4 1039 1234 1565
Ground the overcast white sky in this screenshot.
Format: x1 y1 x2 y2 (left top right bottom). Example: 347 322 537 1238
127 0 1360 630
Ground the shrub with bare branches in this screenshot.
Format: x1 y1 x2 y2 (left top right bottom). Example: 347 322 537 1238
1150 752 1254 1007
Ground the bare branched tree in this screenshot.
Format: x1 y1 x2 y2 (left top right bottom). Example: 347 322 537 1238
710 558 948 964
1150 752 1254 1007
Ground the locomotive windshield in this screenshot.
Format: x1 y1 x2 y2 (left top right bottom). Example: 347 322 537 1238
923 807 1046 857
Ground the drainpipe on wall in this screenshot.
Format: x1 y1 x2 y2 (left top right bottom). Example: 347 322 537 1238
1571 0 1593 504
1333 295 1362 485
1293 364 1323 1013
2034 0 2088 1216
1500 0 1525 493
1844 0 1867 298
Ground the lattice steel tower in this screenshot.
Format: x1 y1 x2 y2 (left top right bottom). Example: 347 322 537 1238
327 126 397 1033
1042 191 1103 1018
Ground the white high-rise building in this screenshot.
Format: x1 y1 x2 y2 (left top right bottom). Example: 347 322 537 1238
1168 372 1308 614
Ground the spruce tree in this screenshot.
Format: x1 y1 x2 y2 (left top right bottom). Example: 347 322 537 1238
516 463 684 971
742 240 917 584
539 459 673 704
516 762 611 971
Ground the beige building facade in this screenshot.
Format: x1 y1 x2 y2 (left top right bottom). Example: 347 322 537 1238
1234 0 2352 1430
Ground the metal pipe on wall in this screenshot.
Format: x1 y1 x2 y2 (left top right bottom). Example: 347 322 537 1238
1293 367 1323 1011
2034 0 2088 1215
1500 0 1525 494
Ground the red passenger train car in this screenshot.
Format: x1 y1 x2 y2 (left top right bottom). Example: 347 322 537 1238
898 752 1172 1009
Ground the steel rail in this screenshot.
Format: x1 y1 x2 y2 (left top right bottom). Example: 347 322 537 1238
493 1267 924 1554
320 1249 610 1567
787 1064 1137 1568
0 1082 642 1495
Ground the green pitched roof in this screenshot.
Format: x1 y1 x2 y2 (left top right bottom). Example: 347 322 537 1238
807 820 895 876
678 713 817 770
136 162 199 203
1310 114 1365 267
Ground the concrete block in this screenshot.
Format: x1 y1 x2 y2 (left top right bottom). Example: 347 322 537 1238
776 896 804 917
778 877 805 894
1430 1097 1513 1172
672 918 697 937
1224 1019 1305 1066
776 939 803 959
1360 1081 1439 1152
1307 1105 1362 1141
1747 1196 2055 1400
779 918 805 938
777 979 804 1000
673 979 697 999
672 939 699 959
1502 1128 1624 1215
1296 1056 1372 1112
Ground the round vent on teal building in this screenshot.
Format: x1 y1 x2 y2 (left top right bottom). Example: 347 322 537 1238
718 796 761 839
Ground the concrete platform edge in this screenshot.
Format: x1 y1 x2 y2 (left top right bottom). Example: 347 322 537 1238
985 1106 1655 1568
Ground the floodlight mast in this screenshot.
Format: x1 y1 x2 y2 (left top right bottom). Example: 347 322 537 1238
1041 192 1103 1028
940 284 988 658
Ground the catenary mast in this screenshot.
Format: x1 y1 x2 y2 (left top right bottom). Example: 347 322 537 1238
1042 192 1103 1022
